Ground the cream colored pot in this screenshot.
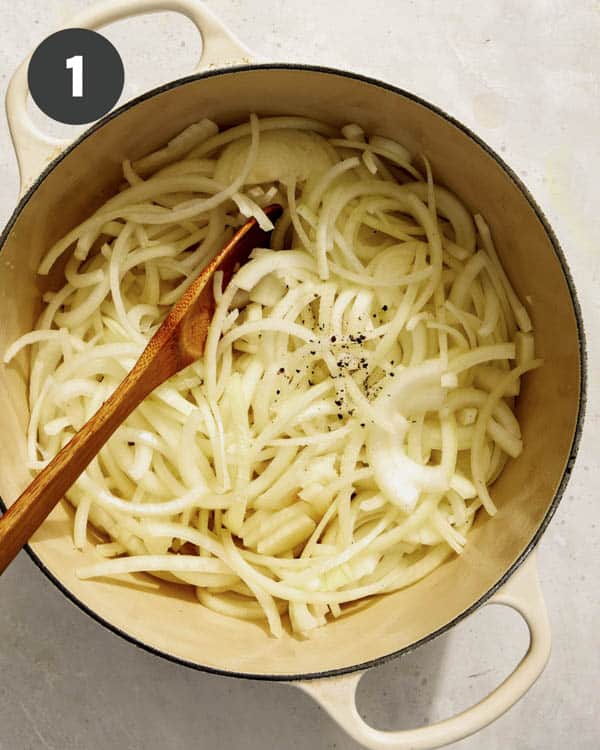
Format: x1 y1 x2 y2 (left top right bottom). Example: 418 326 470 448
0 2 585 748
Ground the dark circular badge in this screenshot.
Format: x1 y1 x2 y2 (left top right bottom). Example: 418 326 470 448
28 28 124 125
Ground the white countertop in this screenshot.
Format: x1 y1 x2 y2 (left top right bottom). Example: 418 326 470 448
0 1 598 748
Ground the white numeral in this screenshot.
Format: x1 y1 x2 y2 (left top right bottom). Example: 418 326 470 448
66 55 84 98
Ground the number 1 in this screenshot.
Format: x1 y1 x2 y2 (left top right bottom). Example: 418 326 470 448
66 55 83 98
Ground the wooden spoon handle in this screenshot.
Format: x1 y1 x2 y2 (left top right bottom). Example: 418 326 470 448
0 207 282 574
0 362 158 574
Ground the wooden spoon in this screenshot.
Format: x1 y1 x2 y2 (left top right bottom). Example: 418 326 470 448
0 204 282 574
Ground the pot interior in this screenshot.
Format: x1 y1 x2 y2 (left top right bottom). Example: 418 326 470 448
0 67 582 677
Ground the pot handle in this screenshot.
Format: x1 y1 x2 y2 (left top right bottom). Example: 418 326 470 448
5 0 253 193
297 553 551 750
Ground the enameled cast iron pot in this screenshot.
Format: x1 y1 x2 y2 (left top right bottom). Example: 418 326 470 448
0 2 585 748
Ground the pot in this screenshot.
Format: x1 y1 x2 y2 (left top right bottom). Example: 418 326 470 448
0 1 585 748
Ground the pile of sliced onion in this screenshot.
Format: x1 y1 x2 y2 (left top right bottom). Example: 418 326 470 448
4 114 540 637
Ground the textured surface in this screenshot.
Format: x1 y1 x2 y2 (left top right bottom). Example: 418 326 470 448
0 1 598 749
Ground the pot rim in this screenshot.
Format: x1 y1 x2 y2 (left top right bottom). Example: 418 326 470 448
0 62 587 683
